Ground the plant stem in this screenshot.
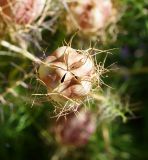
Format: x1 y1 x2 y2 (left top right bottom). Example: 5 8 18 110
0 40 41 63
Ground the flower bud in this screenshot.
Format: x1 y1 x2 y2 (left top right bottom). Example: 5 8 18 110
66 0 113 35
0 0 46 24
54 108 96 146
38 46 94 103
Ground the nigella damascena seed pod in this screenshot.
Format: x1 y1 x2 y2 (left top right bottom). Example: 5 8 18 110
38 46 94 103
0 0 46 24
66 0 113 35
54 108 96 146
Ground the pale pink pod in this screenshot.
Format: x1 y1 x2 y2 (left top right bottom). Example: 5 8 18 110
54 108 96 146
66 0 113 34
38 46 94 102
0 0 46 24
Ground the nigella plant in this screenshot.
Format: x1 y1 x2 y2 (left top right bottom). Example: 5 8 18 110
0 34 128 147
0 0 46 24
36 44 127 121
0 0 56 49
37 45 101 117
61 0 122 43
54 107 96 146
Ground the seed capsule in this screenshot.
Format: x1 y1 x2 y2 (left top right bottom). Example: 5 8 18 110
66 0 113 34
38 46 94 103
54 108 96 146
0 0 46 24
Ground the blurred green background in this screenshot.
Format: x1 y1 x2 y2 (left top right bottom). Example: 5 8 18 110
0 0 148 160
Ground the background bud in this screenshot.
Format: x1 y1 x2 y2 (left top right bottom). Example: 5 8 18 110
66 0 113 34
0 0 46 24
54 108 96 146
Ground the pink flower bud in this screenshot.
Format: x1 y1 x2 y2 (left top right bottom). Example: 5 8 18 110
54 108 96 146
38 46 94 103
0 0 46 24
66 0 113 34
